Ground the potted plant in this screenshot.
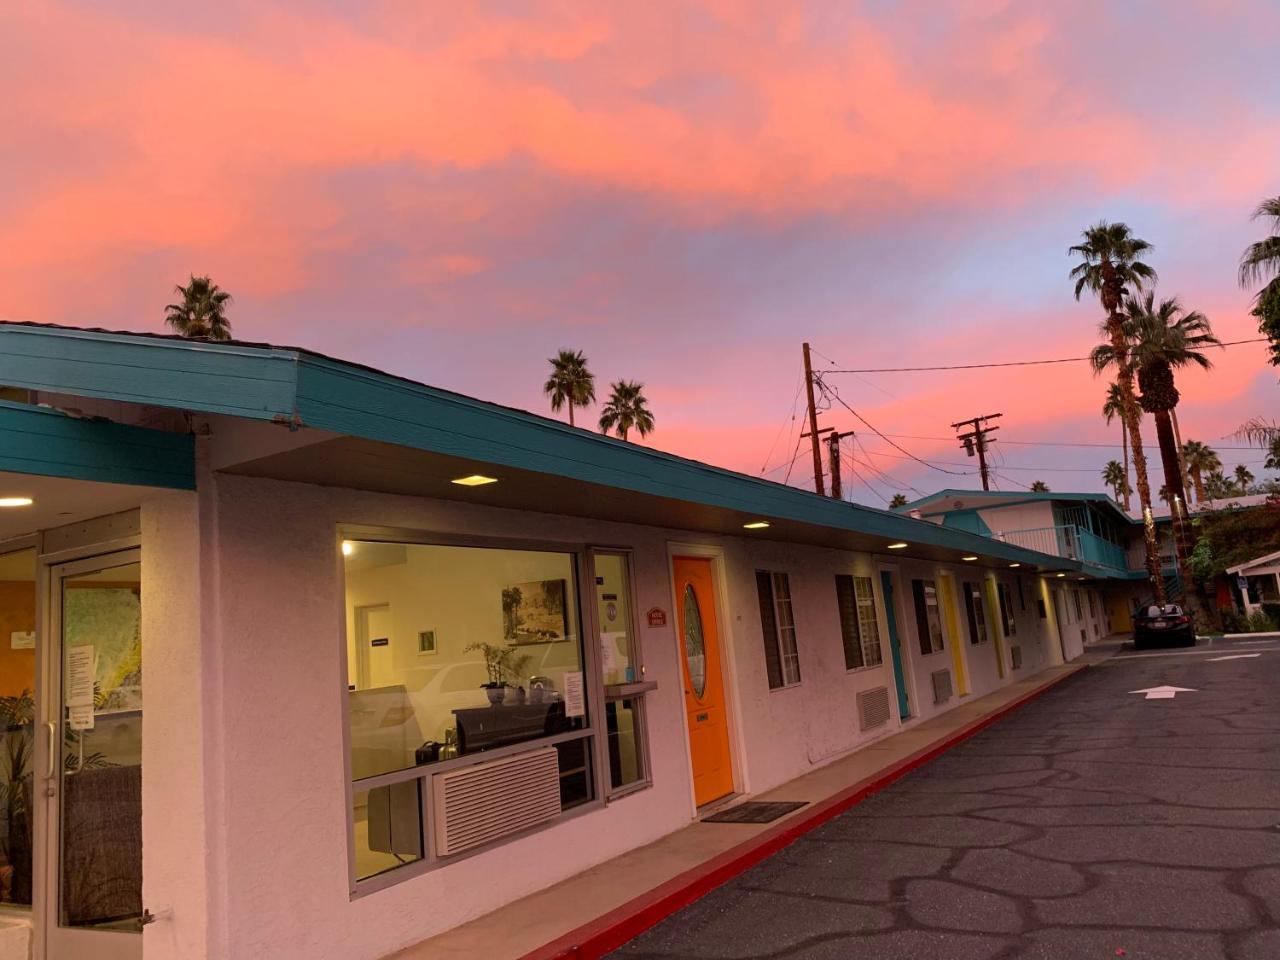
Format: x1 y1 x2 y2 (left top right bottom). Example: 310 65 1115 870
464 642 530 706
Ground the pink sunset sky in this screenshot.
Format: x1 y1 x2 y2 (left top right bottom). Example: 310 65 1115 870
2 1 1277 504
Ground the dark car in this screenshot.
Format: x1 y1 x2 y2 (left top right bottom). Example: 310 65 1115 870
1132 603 1196 649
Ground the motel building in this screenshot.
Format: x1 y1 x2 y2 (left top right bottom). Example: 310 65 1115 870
0 322 1132 960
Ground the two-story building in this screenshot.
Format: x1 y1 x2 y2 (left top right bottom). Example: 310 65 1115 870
895 489 1167 636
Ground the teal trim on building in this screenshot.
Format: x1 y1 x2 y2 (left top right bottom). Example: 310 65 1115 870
0 322 1097 571
0 400 194 489
0 323 298 422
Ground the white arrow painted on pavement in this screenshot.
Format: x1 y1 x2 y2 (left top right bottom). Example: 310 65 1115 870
1130 685 1197 700
1207 653 1263 662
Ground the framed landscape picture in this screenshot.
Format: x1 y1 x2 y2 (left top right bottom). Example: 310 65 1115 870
502 579 569 644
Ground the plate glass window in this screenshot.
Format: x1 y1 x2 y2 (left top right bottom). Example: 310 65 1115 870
0 548 36 911
343 539 593 883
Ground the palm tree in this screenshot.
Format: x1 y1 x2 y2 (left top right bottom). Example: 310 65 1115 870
889 493 908 508
1102 460 1128 503
1204 470 1232 500
1101 383 1136 511
1234 464 1255 492
1241 196 1280 368
543 350 596 427
1180 440 1220 504
1029 480 1050 492
1071 221 1162 596
1093 292 1221 619
598 381 654 441
164 276 233 340
1239 196 1280 291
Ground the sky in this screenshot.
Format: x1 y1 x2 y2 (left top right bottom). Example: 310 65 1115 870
2 0 1278 505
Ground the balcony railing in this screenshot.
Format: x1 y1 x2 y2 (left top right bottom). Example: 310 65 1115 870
997 524 1130 571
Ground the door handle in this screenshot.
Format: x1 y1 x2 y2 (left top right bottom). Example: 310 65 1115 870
44 721 57 780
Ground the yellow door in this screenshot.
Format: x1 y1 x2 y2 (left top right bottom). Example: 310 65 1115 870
674 557 734 806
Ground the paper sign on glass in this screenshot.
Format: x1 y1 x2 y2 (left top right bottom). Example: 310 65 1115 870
68 703 95 731
66 645 95 708
563 671 585 719
599 633 620 673
9 631 34 650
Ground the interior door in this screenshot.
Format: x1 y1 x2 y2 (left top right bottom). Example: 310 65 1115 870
43 551 142 960
673 557 734 807
879 571 911 720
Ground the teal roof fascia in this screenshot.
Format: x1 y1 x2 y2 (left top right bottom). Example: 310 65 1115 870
0 399 194 489
0 323 299 423
293 355 1076 569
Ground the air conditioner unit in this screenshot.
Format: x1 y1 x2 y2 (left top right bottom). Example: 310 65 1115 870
857 686 891 731
432 746 561 857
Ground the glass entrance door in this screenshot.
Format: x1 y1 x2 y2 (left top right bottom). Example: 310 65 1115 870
43 551 142 960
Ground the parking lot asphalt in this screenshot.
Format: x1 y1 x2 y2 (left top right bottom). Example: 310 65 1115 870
611 638 1280 960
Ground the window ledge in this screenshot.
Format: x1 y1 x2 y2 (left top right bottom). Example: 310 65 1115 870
605 680 658 698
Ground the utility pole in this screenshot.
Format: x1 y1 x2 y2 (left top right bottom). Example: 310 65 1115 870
825 430 857 501
828 431 843 501
801 343 825 496
952 413 1003 491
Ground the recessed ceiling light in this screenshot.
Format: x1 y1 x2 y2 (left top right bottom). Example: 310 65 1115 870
1056 572 1066 578
962 555 978 562
0 497 32 508
743 521 770 530
887 542 908 550
451 474 498 487
1009 563 1021 568
341 541 354 557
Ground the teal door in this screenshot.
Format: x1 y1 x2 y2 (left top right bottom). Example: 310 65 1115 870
880 571 910 720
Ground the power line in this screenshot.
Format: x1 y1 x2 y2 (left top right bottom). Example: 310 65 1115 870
820 338 1268 374
814 376 973 477
759 372 803 475
878 432 1263 452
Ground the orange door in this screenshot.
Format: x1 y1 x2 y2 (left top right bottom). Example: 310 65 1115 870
673 557 734 807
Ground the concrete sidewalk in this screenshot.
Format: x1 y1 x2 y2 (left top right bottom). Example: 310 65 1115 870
394 659 1098 960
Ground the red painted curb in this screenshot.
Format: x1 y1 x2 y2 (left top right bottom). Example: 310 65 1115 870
520 665 1087 960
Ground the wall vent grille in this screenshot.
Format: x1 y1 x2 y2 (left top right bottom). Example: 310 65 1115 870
930 669 953 705
432 746 561 857
1010 645 1023 670
857 686 891 731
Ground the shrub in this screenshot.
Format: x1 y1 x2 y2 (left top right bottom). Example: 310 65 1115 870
1245 610 1278 633
1263 602 1280 625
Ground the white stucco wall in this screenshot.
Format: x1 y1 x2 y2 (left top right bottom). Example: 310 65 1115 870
136 468 1081 960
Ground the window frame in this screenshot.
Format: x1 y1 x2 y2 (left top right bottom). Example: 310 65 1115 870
756 569 802 689
587 547 654 800
910 577 947 656
996 581 1018 638
853 574 885 669
338 526 628 897
963 581 990 645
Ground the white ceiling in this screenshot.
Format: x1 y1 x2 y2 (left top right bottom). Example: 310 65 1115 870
0 471 159 544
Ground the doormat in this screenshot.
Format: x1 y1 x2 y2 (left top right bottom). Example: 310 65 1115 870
703 801 808 824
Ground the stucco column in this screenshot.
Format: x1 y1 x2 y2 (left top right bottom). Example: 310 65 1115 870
140 489 211 959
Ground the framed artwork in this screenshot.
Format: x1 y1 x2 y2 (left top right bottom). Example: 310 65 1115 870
417 630 437 655
502 579 569 644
